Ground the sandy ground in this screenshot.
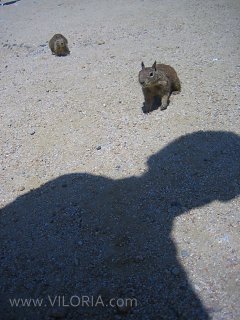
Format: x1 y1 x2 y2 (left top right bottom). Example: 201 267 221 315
0 0 240 319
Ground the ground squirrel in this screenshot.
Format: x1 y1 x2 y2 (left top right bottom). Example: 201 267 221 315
139 61 181 113
49 34 70 57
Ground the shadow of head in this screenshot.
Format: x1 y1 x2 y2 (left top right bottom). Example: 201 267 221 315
146 130 240 208
1 130 239 319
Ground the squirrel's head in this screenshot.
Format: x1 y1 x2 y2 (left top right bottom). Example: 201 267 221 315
139 61 159 88
55 39 70 56
56 39 67 49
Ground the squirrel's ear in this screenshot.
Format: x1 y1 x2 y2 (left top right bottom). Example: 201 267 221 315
152 61 157 70
141 61 145 69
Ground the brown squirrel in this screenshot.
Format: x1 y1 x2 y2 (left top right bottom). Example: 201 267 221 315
139 61 181 113
49 34 70 57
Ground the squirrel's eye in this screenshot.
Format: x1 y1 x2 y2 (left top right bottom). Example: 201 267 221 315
149 72 154 77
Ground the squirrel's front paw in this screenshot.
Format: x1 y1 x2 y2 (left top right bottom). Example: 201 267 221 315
160 104 168 110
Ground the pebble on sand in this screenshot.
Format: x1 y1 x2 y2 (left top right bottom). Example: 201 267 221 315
97 40 105 45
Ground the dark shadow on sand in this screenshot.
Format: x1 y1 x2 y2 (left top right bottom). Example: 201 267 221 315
1 0 21 7
1 131 240 319
142 96 168 113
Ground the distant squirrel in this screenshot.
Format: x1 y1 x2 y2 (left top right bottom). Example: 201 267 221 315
139 61 181 113
49 34 70 57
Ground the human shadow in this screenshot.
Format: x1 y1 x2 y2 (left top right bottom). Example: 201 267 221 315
1 131 240 319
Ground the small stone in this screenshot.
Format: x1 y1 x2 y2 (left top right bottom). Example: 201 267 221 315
103 103 106 107
135 255 144 262
171 266 180 276
180 250 190 258
19 186 25 192
29 129 35 135
194 284 201 292
96 146 101 150
97 40 105 45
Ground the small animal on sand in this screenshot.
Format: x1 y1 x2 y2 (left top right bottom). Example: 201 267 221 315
139 61 181 113
49 34 70 57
